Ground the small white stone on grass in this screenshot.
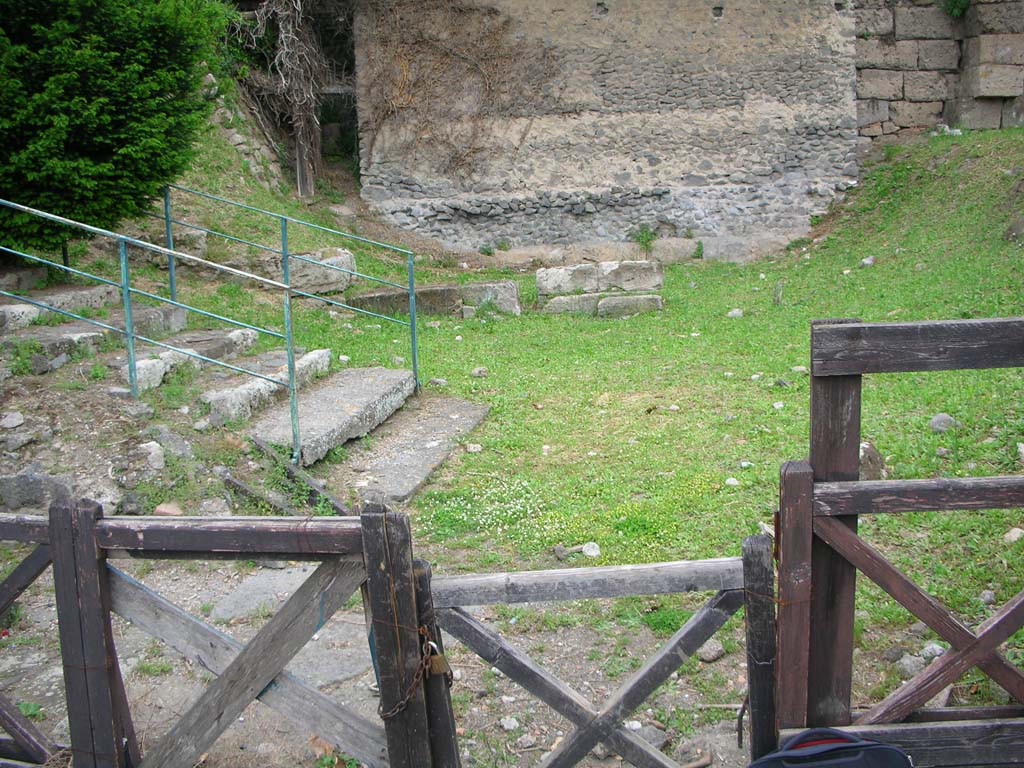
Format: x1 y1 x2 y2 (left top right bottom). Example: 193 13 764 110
1004 527 1024 545
465 443 483 454
724 372 734 378
690 332 700 337
542 445 551 456
791 366 808 374
500 717 519 732
139 441 166 471
581 542 601 558
860 256 875 268
338 354 351 364
751 373 762 381
668 404 680 412
773 402 785 410
930 413 959 433
1017 442 1024 465
842 269 851 275
429 378 448 388
154 502 183 517
471 367 489 378
725 477 740 487
697 637 726 663
625 720 642 732
740 461 754 469
516 734 536 750
727 308 743 318
921 642 945 661
455 335 463 341
980 589 997 606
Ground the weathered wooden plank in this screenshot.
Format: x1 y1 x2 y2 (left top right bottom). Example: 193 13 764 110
0 694 55 764
437 608 680 768
432 558 743 608
811 318 1024 376
412 561 461 768
807 331 861 728
781 718 1024 767
0 737 54 762
49 502 97 768
743 536 777 760
859 589 1024 725
0 515 48 545
0 545 50 617
815 516 1024 703
93 516 362 555
362 507 432 768
71 501 125 768
138 557 364 768
251 436 349 515
906 706 1024 723
107 567 388 766
0 758 36 768
776 461 814 730
542 590 745 768
103 549 359 563
814 476 1024 517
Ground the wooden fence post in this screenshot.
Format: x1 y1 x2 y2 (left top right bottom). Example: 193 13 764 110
743 535 777 759
50 500 137 768
776 461 814 729
413 560 462 768
808 319 862 727
362 504 433 768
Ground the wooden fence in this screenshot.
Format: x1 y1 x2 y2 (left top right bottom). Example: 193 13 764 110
775 317 1024 766
0 501 777 767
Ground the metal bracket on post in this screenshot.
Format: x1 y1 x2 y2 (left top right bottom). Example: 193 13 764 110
281 216 301 465
163 187 177 302
118 239 139 399
407 252 420 391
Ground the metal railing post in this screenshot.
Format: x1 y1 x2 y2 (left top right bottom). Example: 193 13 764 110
162 187 177 302
407 252 420 391
118 238 139 399
281 217 301 464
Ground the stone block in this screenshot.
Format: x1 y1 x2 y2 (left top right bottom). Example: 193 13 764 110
650 238 700 263
857 69 904 100
458 281 521 315
275 247 356 294
858 98 891 127
857 38 920 70
1003 95 1024 125
597 261 663 292
957 97 1005 129
856 8 894 38
542 295 600 315
905 71 950 101
536 263 599 296
860 122 884 137
965 64 1024 96
891 100 944 127
347 285 461 316
966 2 1024 36
895 6 956 40
596 295 663 318
964 34 1024 66
918 39 962 71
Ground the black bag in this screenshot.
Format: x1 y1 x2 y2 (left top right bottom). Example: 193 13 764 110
748 728 913 768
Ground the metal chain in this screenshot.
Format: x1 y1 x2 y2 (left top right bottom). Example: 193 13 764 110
378 627 433 721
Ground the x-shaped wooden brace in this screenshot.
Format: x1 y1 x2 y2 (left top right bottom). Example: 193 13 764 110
114 558 376 768
814 517 1024 724
439 589 743 768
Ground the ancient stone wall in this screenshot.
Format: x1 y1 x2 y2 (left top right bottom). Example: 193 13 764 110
353 0 858 260
854 1 1024 138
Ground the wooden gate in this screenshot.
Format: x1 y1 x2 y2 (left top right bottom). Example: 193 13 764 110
775 317 1024 766
0 501 464 768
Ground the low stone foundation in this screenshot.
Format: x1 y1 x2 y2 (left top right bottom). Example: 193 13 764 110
538 261 664 317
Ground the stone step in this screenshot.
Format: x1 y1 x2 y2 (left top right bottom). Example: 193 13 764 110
322 393 489 504
0 266 48 294
0 305 186 376
0 283 120 333
346 280 521 319
250 367 416 466
199 348 331 426
119 329 259 393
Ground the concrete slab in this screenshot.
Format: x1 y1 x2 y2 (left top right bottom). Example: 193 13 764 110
250 367 416 466
325 394 489 503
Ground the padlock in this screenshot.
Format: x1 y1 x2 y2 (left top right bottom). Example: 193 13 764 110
429 647 452 678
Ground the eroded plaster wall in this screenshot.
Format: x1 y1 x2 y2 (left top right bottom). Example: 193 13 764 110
354 0 859 259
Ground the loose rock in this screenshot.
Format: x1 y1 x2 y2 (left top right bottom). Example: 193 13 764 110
725 477 740 487
980 589 997 606
0 412 25 430
697 637 725 663
920 642 945 661
500 717 519 732
929 413 959 433
154 502 184 516
1004 527 1024 545
465 443 483 454
581 542 601 558
897 653 926 679
516 734 536 750
471 367 489 378
726 308 743 318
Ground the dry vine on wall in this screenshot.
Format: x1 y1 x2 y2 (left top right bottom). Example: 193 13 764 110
356 0 557 179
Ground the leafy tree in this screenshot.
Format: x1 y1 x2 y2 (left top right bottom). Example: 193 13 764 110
0 0 231 251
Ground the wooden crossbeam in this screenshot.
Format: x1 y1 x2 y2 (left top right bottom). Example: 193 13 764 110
107 567 389 767
137 557 364 768
815 516 1024 705
858 590 1024 725
814 476 1024 517
431 558 743 608
438 608 678 768
0 693 55 764
541 590 744 767
0 545 50 618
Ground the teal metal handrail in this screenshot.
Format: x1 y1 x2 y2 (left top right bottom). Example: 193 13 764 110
157 184 419 388
0 198 304 462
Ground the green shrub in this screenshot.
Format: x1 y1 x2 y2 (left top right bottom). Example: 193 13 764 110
631 224 658 254
0 0 234 250
943 0 970 18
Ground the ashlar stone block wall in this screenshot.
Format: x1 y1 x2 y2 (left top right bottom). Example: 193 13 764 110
854 0 1024 136
354 0 858 260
